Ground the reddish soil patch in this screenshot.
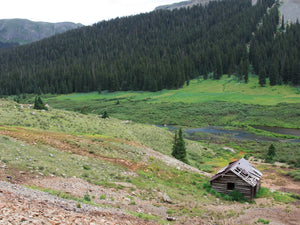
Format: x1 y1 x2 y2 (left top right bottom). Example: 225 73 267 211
0 126 143 171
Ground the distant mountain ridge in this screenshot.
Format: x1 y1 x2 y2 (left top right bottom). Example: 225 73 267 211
156 0 300 23
0 19 82 45
155 0 213 10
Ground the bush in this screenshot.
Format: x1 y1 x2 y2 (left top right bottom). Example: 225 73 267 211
256 187 271 198
228 190 247 202
34 96 48 110
257 218 270 224
84 192 91 202
287 170 300 181
100 194 106 200
102 111 109 118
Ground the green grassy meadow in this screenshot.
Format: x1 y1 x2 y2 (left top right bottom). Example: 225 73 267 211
40 76 300 130
50 76 300 105
13 75 299 167
1 75 300 223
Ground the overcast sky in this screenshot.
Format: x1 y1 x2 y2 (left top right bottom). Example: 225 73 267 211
0 0 182 25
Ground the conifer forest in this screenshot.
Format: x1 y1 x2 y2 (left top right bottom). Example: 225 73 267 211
0 0 299 95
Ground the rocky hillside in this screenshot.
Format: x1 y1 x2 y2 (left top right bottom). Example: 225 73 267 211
0 98 300 224
280 0 300 23
155 0 213 10
156 0 300 23
0 19 82 45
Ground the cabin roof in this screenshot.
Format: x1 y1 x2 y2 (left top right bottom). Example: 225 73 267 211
209 158 262 187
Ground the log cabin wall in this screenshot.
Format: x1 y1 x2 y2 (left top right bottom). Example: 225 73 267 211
210 171 254 200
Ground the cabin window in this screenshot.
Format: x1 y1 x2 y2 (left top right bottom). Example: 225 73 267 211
227 182 235 190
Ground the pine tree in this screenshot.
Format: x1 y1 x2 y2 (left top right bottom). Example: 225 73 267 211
265 144 276 162
172 128 188 163
33 96 48 110
102 110 109 118
281 15 285 30
269 60 278 86
259 66 266 87
243 58 249 83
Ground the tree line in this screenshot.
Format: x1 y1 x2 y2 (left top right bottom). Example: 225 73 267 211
249 3 300 86
0 0 297 95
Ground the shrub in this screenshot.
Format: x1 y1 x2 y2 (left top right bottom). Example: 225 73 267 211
228 190 248 202
102 111 109 118
256 187 271 198
84 191 91 202
100 194 106 200
33 96 48 110
83 165 91 170
257 218 270 224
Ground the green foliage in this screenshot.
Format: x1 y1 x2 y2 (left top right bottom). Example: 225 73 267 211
265 144 276 162
257 218 270 224
287 170 300 181
256 187 295 203
202 182 248 202
83 165 91 170
228 190 248 202
172 128 188 163
33 96 48 110
256 187 272 198
84 191 91 202
80 106 88 114
0 0 274 95
100 194 106 200
102 110 109 118
128 211 160 222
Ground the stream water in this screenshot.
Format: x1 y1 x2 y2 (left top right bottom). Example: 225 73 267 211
156 125 300 143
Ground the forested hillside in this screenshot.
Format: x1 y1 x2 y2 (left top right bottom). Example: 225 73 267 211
0 0 298 95
249 8 300 86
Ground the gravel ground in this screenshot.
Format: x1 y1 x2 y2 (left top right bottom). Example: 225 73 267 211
0 181 158 225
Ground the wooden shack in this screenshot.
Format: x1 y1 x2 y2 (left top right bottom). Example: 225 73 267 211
209 158 262 200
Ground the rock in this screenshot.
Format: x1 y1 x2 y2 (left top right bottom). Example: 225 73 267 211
20 217 27 222
162 193 172 204
167 216 176 221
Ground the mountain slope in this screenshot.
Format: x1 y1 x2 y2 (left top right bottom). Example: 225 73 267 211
280 0 300 23
0 19 82 45
0 0 269 95
155 0 258 10
157 0 300 23
155 0 212 10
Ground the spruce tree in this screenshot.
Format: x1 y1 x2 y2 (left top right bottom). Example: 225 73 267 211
243 58 249 83
33 96 48 110
259 66 266 87
172 128 188 163
265 144 276 162
102 110 109 118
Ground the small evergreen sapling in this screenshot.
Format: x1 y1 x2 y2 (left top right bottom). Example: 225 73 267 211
265 144 276 163
172 128 188 163
33 96 48 110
